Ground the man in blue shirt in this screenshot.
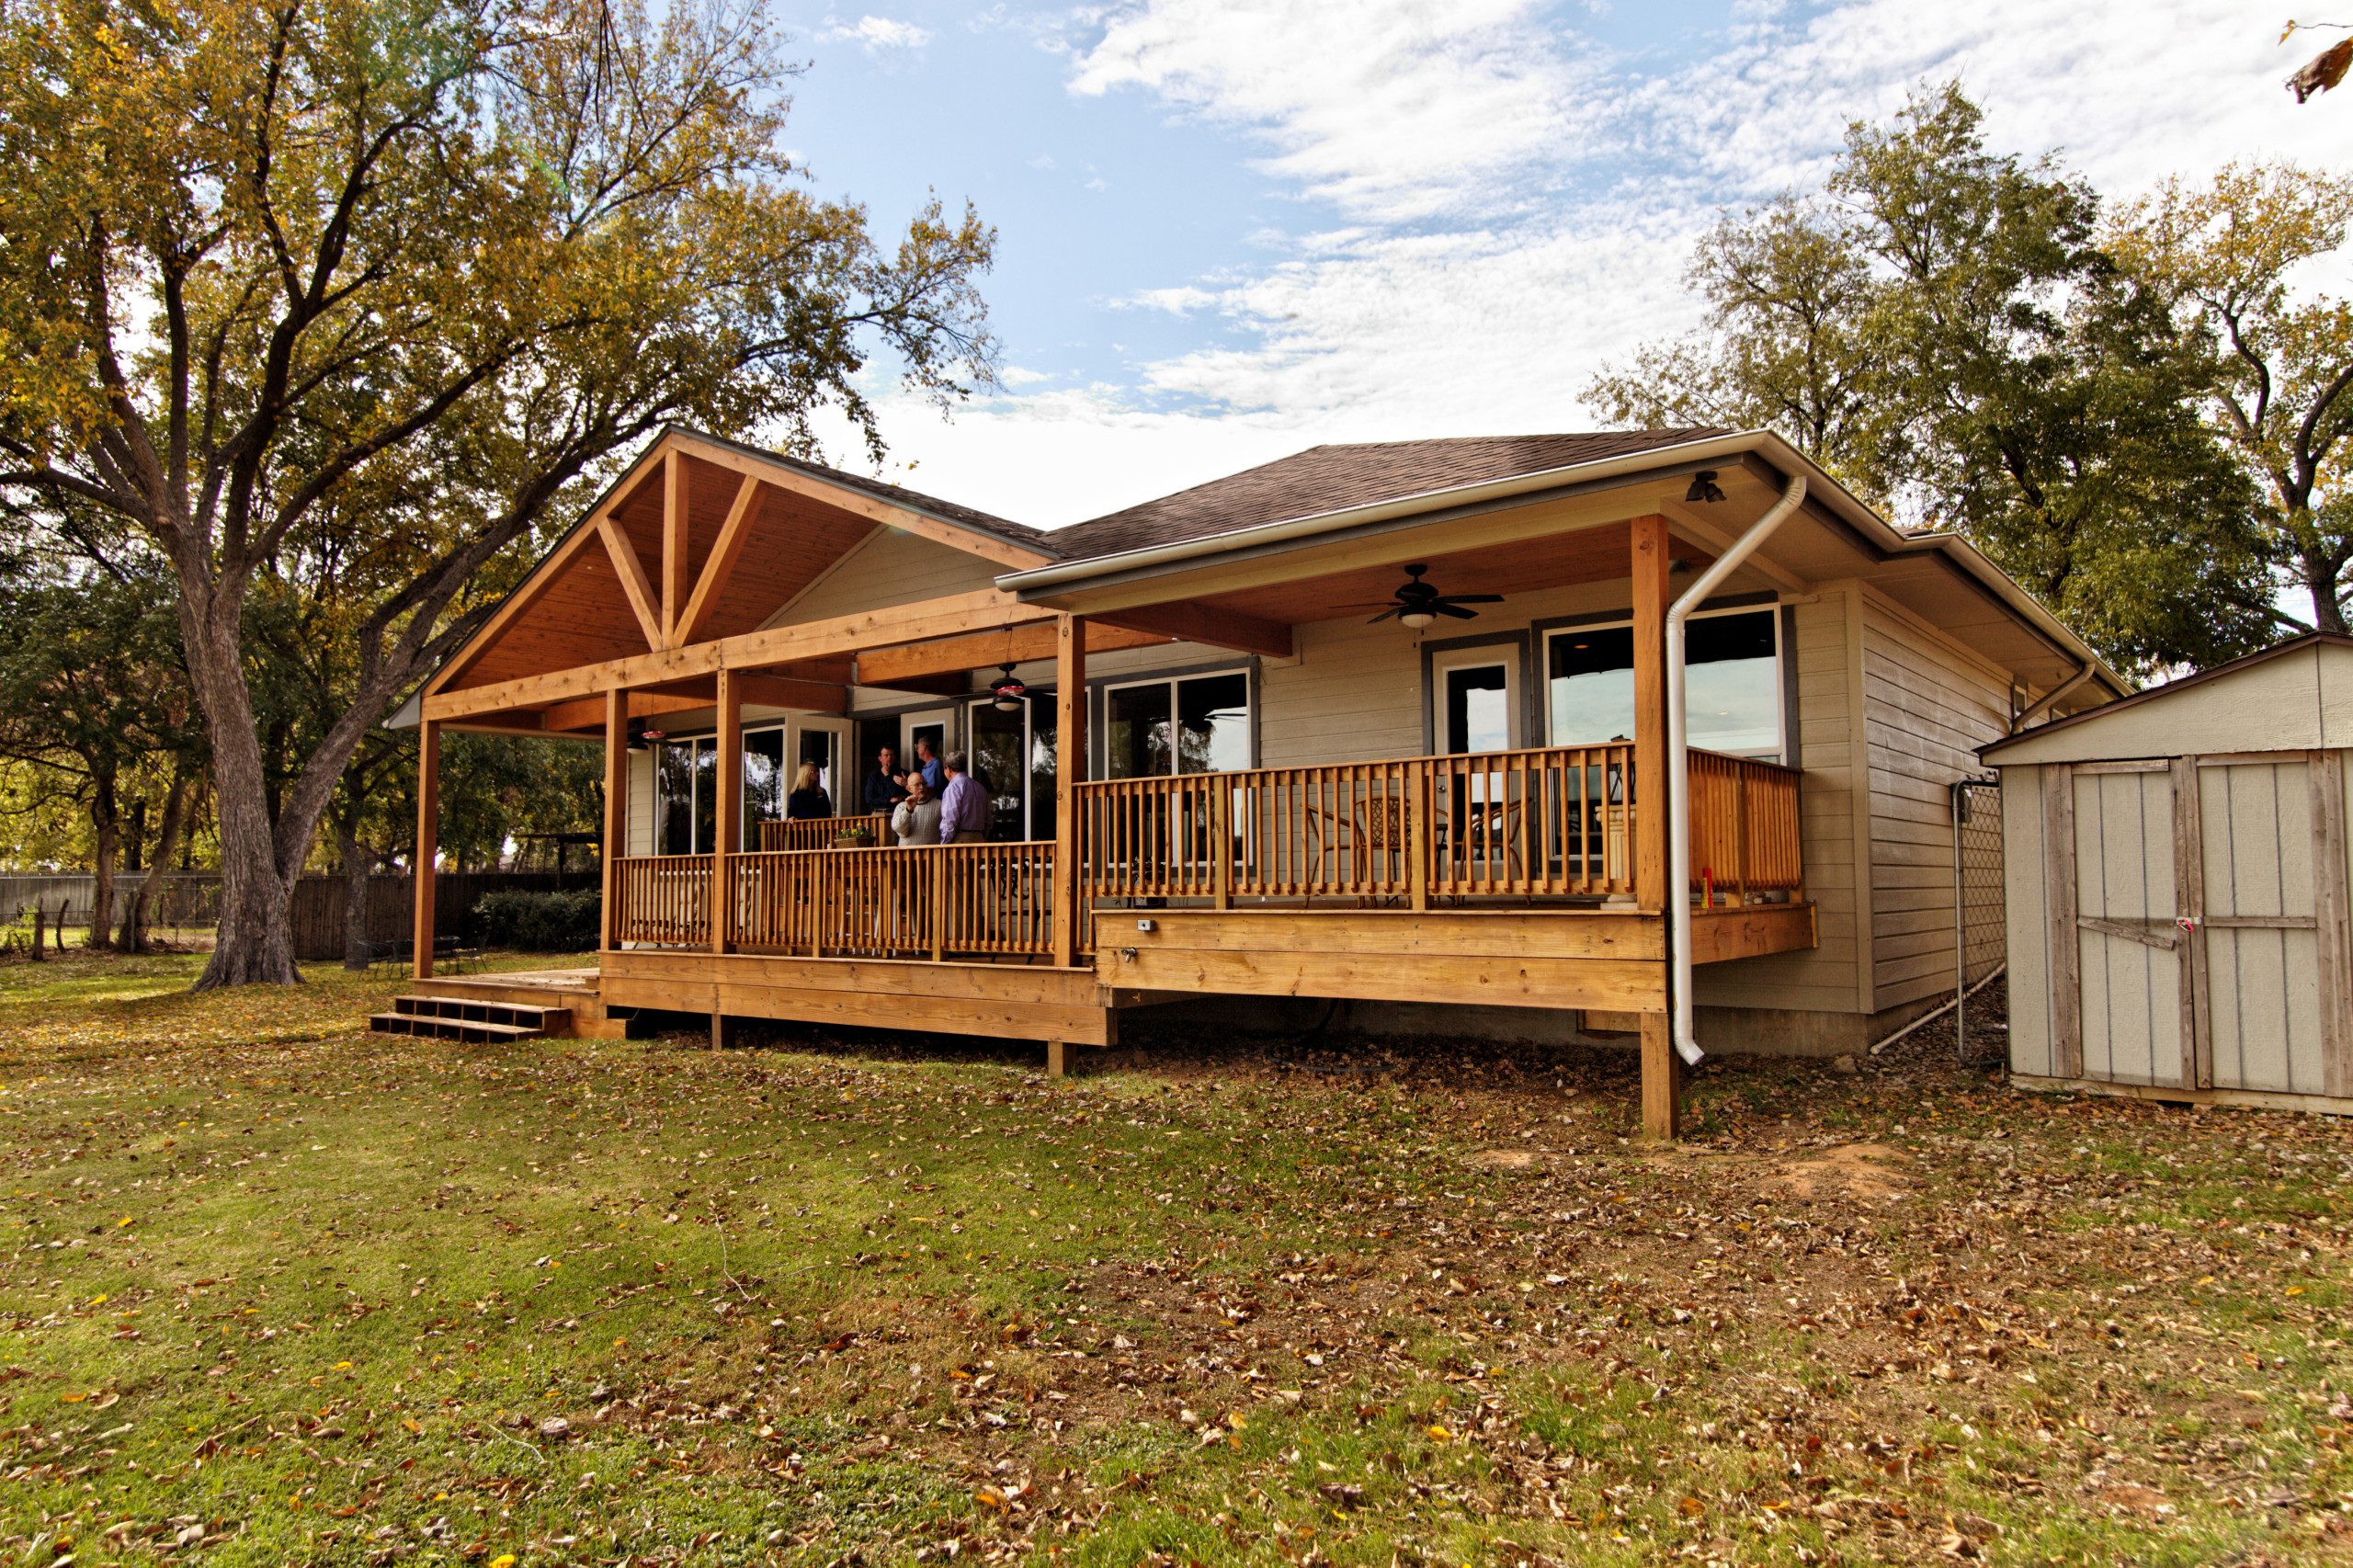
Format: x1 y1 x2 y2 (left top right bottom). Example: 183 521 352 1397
938 750 992 844
912 736 945 792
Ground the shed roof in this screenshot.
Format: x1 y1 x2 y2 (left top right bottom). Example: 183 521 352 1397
1982 633 2353 766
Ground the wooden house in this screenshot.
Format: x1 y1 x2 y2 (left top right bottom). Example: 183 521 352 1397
386 426 2125 1135
1984 633 2353 1115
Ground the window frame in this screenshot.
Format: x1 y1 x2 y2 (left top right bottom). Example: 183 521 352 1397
1094 664 1257 778
1537 600 1789 762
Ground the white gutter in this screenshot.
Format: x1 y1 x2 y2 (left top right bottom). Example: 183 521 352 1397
1666 473 1807 1070
2010 662 2096 733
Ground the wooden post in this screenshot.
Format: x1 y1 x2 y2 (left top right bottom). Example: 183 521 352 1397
1052 614 1087 968
661 449 688 646
1631 515 1678 1140
602 689 628 954
1408 762 1429 912
413 719 440 980
1640 1013 1679 1139
1630 514 1671 914
711 668 741 1049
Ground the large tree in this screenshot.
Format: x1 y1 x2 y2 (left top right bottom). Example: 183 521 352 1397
1588 86 2276 678
0 0 996 986
2110 163 2353 633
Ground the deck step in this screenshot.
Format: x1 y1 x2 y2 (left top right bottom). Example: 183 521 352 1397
369 997 571 1044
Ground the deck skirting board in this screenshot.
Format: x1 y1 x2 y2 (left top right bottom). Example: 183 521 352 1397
600 949 1112 1045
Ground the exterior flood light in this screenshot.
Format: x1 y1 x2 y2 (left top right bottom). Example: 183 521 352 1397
989 663 1028 711
1685 470 1726 504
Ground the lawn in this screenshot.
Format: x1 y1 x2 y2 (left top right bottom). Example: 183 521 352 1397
2 950 2349 1566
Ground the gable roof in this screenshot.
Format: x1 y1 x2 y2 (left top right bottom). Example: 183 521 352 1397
1981 631 2353 763
675 426 1059 558
1047 430 1727 562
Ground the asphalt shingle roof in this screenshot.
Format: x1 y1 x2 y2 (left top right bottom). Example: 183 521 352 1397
1044 429 1728 563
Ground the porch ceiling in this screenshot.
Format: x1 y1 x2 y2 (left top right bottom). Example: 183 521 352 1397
1191 517 1718 628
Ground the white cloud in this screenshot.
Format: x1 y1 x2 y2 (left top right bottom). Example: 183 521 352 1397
998 365 1055 385
821 14 933 50
1116 285 1221 314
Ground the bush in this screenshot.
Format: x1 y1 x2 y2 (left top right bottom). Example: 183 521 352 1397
472 889 601 952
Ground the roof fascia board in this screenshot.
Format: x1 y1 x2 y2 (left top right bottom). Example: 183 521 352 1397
1982 632 2353 758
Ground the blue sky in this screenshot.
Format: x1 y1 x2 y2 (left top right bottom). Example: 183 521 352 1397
774 0 2350 527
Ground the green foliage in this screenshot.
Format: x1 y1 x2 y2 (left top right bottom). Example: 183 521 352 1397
471 886 600 949
0 0 998 983
1588 85 2278 678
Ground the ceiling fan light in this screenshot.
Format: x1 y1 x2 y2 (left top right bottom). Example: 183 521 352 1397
1400 610 1435 629
989 662 1028 711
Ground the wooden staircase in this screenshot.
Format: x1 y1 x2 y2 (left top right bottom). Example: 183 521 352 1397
369 994 573 1043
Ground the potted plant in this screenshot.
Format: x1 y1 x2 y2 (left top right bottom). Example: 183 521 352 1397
833 824 876 848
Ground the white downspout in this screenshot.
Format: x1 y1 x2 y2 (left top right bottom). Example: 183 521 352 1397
1666 473 1807 1069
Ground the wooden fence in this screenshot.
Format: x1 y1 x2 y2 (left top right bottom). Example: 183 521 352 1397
756 814 893 851
1 871 593 960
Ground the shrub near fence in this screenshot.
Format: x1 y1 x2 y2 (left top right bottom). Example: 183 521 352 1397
0 870 595 960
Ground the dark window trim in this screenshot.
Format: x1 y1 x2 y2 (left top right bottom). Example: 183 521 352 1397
1529 597 1789 756
1091 657 1261 776
1417 631 1533 756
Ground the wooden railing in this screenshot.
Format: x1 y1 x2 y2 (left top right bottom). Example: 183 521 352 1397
614 843 1055 958
1072 744 1802 910
614 855 713 946
1074 744 1640 907
756 814 892 852
613 747 1804 957
1687 749 1803 899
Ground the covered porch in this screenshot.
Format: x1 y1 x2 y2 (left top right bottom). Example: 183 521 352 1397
400 432 1822 1135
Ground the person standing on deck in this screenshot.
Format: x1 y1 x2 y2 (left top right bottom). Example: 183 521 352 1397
892 774 942 846
938 751 991 844
913 736 945 792
864 745 909 812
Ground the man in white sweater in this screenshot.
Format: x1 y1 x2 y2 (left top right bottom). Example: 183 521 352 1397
891 775 943 846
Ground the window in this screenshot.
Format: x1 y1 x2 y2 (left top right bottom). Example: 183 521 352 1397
1105 671 1251 778
969 694 1052 842
654 722 823 854
1544 608 1784 760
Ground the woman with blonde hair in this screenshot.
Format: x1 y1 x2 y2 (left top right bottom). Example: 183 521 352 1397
785 761 832 821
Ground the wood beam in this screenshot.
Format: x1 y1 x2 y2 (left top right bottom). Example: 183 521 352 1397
1640 1013 1679 1140
412 720 439 980
599 517 664 653
662 450 690 645
424 587 1053 721
1052 615 1086 967
1099 602 1292 658
855 620 1171 687
539 673 847 734
601 690 628 951
669 432 1053 572
676 474 761 648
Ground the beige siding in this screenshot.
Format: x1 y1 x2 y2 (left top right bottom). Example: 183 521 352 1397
1696 590 1868 1017
2002 764 2053 1076
1860 587 2013 1011
626 748 655 858
760 525 1002 629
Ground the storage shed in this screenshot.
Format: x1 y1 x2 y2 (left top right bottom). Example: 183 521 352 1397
1982 633 2353 1114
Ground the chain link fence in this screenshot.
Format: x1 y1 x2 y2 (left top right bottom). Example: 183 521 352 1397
1951 778 2006 1065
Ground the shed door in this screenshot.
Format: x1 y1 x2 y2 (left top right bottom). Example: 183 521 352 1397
2194 755 2348 1096
2068 764 2187 1086
2049 752 2353 1099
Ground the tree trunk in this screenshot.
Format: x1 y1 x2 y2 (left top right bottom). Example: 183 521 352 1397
88 774 118 955
339 814 373 971
126 767 199 953
180 587 301 989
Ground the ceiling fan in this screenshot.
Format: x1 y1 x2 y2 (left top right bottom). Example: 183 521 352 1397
1352 564 1503 628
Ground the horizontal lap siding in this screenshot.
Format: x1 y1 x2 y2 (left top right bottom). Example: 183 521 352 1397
1861 591 2012 1012
1260 613 1426 768
628 748 654 858
760 527 1003 629
1699 594 1863 1014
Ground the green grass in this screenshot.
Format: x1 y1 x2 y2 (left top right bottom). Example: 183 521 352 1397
3 949 2351 1564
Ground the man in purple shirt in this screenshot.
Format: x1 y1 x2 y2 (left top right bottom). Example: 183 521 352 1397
938 750 992 844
